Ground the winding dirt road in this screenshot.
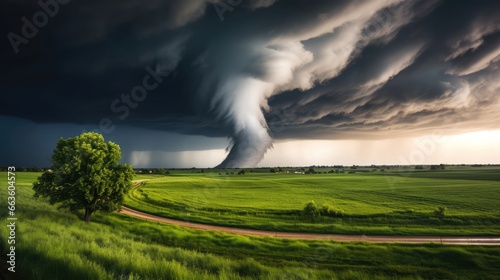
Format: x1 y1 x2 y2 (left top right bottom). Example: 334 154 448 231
119 206 500 245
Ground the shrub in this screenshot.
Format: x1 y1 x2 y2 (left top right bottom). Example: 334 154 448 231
320 203 344 217
434 206 447 219
303 201 320 219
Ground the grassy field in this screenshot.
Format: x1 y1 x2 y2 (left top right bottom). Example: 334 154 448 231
125 166 500 235
1 171 500 279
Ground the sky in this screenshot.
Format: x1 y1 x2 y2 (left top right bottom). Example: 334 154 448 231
1 0 500 168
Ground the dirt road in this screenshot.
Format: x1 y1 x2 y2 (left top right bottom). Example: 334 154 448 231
120 207 500 245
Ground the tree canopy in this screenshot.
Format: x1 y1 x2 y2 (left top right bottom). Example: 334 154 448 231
33 132 134 222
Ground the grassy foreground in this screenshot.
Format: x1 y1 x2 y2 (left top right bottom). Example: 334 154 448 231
0 172 499 279
125 167 500 235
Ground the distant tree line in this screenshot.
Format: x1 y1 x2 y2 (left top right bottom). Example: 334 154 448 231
134 168 170 175
431 164 446 170
414 164 446 170
0 166 49 172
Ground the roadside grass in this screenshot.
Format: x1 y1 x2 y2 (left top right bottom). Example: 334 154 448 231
1 172 500 279
125 167 500 235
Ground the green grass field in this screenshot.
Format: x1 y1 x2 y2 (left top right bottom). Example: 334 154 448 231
125 166 500 235
1 170 500 279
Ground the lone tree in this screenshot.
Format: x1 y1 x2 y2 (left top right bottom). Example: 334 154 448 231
33 132 134 222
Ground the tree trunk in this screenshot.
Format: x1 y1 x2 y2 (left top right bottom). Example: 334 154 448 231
84 207 92 223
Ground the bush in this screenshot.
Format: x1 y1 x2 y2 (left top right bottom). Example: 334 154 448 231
303 201 320 219
154 168 170 174
320 203 344 217
434 206 447 219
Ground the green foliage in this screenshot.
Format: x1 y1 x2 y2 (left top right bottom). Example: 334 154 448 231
303 201 320 219
33 132 134 222
320 203 344 217
434 206 447 219
154 168 170 175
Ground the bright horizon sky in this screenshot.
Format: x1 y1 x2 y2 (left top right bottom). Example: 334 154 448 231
0 115 498 168
127 130 500 168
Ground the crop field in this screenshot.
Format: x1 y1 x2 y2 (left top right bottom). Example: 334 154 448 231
1 170 500 279
125 166 500 236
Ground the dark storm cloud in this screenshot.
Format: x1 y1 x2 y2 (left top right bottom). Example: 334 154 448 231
266 0 500 140
1 0 500 167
